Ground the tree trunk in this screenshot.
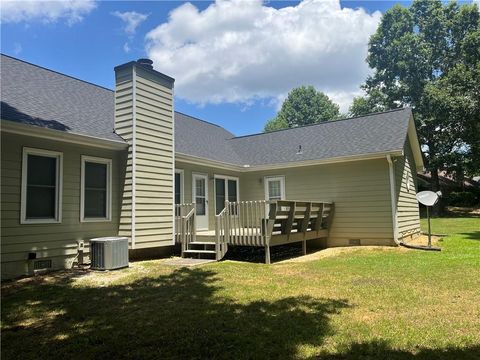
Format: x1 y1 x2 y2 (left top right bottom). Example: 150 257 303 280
430 167 444 216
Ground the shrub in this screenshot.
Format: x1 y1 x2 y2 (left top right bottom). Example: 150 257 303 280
445 191 479 207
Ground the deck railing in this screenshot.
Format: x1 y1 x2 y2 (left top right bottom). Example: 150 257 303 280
175 203 196 256
222 200 334 262
226 200 271 246
215 206 229 260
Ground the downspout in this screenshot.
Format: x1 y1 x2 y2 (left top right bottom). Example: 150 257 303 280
387 155 399 245
171 81 176 245
131 65 137 249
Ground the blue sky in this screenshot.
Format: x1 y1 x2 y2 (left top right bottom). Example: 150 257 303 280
0 0 469 136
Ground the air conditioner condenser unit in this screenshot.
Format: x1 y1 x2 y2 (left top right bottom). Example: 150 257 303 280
90 237 129 270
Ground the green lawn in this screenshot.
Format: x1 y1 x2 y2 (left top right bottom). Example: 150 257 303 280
2 218 479 359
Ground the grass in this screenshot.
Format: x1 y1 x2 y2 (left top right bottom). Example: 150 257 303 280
2 217 479 359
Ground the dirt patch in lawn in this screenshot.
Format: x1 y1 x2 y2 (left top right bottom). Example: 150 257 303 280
403 234 442 247
1 261 165 293
279 235 443 264
277 246 396 264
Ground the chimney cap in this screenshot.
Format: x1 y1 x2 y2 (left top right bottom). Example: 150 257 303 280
137 58 153 69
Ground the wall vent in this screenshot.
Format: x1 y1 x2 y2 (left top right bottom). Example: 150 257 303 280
33 259 52 270
349 239 361 246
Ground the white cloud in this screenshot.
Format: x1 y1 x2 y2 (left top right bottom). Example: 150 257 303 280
123 42 131 53
112 11 148 35
145 0 381 112
13 42 22 55
0 0 96 25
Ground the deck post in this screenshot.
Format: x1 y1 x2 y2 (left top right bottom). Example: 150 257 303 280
302 238 307 256
265 244 271 264
181 218 185 258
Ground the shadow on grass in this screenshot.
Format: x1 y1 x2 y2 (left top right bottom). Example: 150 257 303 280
320 340 480 360
1 267 349 359
460 231 480 241
225 244 306 263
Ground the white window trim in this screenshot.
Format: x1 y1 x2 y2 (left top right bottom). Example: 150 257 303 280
213 174 240 215
175 169 184 204
21 147 63 224
264 175 286 201
80 155 112 223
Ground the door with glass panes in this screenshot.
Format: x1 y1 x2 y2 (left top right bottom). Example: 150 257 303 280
214 176 239 215
193 173 208 230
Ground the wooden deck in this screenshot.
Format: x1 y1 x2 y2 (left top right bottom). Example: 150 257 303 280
176 200 334 263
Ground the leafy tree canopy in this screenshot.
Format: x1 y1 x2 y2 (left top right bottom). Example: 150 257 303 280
350 0 480 181
264 86 340 132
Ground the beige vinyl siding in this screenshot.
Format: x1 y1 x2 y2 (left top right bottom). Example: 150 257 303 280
114 67 134 242
395 138 421 238
1 132 125 279
114 65 174 249
240 159 395 246
134 67 174 248
175 161 240 230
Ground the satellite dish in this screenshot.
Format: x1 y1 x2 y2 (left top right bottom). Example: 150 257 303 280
415 190 442 250
416 191 440 206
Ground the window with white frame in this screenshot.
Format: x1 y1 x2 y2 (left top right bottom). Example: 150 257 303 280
265 176 285 202
21 147 63 224
214 175 239 215
81 156 112 222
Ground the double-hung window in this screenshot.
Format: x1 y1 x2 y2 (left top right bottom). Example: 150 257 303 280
21 148 63 224
265 176 285 202
214 175 239 215
264 176 285 213
81 156 112 222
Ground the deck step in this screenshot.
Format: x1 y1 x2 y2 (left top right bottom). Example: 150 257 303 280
189 241 215 245
183 249 217 254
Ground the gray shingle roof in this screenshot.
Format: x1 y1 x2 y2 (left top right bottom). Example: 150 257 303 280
1 54 412 167
1 54 122 141
229 108 411 166
174 112 243 164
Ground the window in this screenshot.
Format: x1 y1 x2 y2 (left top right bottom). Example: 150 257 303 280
81 156 112 222
175 170 184 205
265 176 285 201
21 148 63 224
214 175 239 215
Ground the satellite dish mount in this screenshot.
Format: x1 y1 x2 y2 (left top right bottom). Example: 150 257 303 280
415 191 442 248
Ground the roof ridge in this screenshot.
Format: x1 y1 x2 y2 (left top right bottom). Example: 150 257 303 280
228 107 411 140
1 53 114 93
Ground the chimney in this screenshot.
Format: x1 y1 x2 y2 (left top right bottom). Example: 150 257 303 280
114 59 175 249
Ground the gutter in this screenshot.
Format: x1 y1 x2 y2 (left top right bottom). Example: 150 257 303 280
176 150 404 173
1 119 128 150
387 154 399 245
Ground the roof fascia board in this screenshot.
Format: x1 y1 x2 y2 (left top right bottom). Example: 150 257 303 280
175 150 404 173
407 115 425 171
1 120 128 150
246 150 404 172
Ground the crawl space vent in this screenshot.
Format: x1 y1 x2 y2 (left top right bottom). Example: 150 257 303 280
349 239 361 246
34 259 52 270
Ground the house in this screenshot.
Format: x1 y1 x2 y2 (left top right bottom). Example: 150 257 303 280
0 54 424 279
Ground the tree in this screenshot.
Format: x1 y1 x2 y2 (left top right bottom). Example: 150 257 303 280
349 89 387 117
264 86 340 132
352 0 480 191
264 117 289 132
